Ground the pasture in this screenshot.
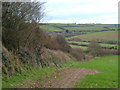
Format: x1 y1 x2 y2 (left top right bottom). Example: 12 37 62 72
74 56 118 88
40 23 118 51
68 41 118 50
63 26 107 31
67 31 118 42
39 24 63 32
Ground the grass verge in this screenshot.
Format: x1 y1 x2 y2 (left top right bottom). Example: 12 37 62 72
2 66 63 88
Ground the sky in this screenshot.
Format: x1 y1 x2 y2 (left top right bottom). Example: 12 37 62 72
40 0 119 24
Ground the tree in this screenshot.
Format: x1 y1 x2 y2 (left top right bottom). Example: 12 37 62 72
2 2 45 51
2 2 46 67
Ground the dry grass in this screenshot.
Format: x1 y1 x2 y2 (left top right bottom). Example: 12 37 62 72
41 48 75 66
69 31 118 41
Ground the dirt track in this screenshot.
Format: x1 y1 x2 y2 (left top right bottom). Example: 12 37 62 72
28 68 99 88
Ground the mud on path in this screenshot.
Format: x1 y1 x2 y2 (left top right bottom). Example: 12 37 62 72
28 68 99 88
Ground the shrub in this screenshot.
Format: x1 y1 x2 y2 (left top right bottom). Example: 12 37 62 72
102 49 118 56
44 35 71 53
55 35 71 52
88 41 103 57
70 48 85 61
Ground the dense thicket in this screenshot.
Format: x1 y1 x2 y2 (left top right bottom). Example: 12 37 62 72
2 2 73 76
88 41 118 57
2 2 48 75
2 2 45 51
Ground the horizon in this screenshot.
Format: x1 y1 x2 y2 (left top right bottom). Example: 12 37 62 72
40 22 119 24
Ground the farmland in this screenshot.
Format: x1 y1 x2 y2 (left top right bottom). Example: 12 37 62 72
3 23 119 88
3 22 119 88
2 1 119 89
70 45 88 50
39 24 63 32
67 31 118 42
75 55 118 88
40 23 118 32
40 23 118 51
63 26 107 31
68 41 118 50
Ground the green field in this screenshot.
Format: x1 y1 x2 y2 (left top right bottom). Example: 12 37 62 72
39 25 63 32
68 41 118 49
46 23 80 26
63 26 107 31
70 45 88 50
45 23 117 28
39 23 118 50
68 41 89 45
67 56 118 88
39 24 118 32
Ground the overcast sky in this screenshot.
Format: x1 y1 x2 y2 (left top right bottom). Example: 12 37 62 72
41 0 119 24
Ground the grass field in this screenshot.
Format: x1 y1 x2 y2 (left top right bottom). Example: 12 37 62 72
76 56 118 88
39 25 63 32
67 31 118 41
46 23 117 28
70 45 88 50
46 23 80 26
39 24 118 32
63 26 107 31
67 56 118 88
68 41 89 45
68 41 118 49
69 44 118 50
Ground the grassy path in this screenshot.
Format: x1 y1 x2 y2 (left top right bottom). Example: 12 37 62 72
2 55 118 88
27 68 99 88
26 55 118 88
